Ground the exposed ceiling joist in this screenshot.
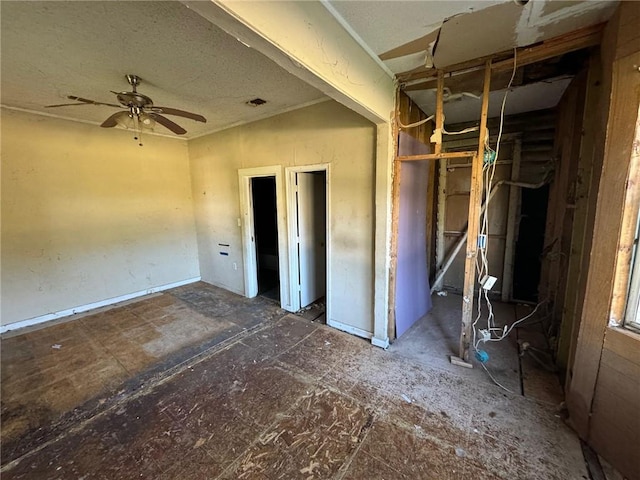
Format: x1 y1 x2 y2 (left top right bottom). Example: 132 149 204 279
403 69 520 94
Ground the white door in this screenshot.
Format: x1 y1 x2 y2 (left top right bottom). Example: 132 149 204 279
295 172 326 308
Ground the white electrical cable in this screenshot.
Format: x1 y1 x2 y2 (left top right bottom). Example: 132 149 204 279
481 362 515 394
473 48 519 362
397 115 434 129
442 121 479 136
480 301 546 347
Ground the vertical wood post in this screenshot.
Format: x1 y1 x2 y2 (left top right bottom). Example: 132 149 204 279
434 71 444 155
435 157 448 290
459 60 492 362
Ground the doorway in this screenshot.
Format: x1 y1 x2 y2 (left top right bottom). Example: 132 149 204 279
251 177 280 300
238 166 290 310
513 184 550 302
287 166 328 314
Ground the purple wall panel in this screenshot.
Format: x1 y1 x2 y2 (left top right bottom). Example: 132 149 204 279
395 132 433 338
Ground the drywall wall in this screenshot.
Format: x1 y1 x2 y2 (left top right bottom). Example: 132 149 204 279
1 109 200 326
395 133 432 338
189 101 376 335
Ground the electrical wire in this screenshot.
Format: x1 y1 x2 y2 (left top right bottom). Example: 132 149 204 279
481 362 515 394
397 115 434 129
473 48 524 374
479 301 546 347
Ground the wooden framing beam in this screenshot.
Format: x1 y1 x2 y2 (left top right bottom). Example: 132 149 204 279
434 71 444 154
396 151 476 162
434 157 447 291
388 92 402 343
491 24 602 73
459 60 492 363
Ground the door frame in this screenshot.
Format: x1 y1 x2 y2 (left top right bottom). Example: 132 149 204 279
238 166 291 311
285 164 331 317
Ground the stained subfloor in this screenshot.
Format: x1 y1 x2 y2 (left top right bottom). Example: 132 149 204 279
1 283 588 479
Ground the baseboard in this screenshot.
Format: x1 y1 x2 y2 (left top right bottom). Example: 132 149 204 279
327 319 373 340
371 336 390 349
0 277 201 334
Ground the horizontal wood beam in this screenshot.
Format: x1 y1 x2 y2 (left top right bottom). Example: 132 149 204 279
398 22 604 84
404 68 518 93
492 26 602 73
396 151 476 161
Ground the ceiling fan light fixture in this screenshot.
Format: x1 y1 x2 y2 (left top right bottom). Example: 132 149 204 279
139 112 156 129
115 111 155 131
115 112 135 129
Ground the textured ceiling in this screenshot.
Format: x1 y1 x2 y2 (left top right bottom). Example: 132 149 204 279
0 1 326 139
0 1 621 136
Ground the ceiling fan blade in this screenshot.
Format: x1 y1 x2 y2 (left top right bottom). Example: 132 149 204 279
101 111 127 128
149 106 206 123
45 102 91 108
67 96 122 108
149 113 187 135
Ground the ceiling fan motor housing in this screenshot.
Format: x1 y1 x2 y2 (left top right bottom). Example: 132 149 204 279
116 91 153 109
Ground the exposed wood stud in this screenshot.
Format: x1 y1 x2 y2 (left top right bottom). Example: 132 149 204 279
397 151 476 161
435 157 447 291
435 71 444 155
459 60 491 362
388 91 402 342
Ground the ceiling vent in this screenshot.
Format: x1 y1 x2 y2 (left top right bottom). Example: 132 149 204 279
246 98 267 107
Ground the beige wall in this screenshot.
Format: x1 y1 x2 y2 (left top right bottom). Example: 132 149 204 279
189 101 377 334
1 109 200 326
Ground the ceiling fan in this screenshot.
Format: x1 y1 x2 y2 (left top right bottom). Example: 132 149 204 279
46 74 206 145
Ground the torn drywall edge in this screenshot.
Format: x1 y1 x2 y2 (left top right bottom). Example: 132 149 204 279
379 29 440 61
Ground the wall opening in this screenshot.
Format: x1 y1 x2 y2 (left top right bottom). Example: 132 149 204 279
251 176 280 301
513 184 549 302
294 170 327 310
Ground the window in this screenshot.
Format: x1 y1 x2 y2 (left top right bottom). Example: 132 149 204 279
624 214 640 331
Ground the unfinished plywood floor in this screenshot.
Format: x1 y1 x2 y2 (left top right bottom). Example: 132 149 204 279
1 283 587 479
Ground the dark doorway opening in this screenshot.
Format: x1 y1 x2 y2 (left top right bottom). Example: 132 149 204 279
251 177 279 301
513 184 550 301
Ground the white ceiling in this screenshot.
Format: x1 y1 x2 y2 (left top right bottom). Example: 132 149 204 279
0 1 326 139
0 1 620 137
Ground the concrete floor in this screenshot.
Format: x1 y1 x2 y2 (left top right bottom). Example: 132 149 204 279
1 282 588 479
391 293 564 405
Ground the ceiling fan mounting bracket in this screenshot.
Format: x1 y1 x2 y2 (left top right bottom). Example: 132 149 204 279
126 74 140 91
